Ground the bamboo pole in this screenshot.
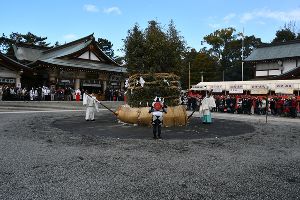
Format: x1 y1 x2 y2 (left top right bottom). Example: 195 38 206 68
84 92 118 116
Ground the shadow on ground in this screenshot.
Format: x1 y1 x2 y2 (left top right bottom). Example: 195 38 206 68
53 113 255 140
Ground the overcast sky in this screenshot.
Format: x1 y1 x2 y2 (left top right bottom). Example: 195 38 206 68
1 0 300 56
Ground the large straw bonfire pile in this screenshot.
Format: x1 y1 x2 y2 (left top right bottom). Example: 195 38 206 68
116 73 187 127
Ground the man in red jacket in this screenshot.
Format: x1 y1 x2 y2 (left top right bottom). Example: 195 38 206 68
291 96 297 118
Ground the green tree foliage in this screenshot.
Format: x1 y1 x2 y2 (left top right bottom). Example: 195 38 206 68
54 41 60 47
123 23 145 73
203 27 236 60
0 32 49 58
273 29 296 43
191 52 218 85
181 48 198 89
143 20 168 73
97 38 114 58
114 56 125 65
123 20 186 75
272 22 298 43
203 28 262 81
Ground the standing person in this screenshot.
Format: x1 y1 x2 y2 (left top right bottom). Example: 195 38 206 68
199 91 216 124
149 97 167 139
290 96 297 118
50 86 56 101
270 98 276 115
21 88 27 101
75 88 81 101
44 86 50 101
42 86 46 101
276 97 284 116
83 92 99 121
29 87 35 101
37 87 42 101
0 85 3 101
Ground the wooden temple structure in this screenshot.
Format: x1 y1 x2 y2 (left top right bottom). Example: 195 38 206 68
244 39 300 80
12 34 126 92
0 52 32 88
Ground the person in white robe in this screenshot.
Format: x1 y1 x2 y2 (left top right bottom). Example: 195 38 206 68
199 91 216 124
83 93 99 121
29 88 36 101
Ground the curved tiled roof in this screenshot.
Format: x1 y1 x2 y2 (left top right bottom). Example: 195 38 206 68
13 34 125 73
0 53 32 71
40 58 126 73
245 40 300 62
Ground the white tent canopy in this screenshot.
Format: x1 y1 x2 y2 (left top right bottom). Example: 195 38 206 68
191 79 300 91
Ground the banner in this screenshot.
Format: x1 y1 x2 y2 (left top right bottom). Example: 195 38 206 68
229 85 243 94
0 78 15 83
82 83 101 87
212 85 222 93
191 85 207 91
275 83 294 94
250 84 268 95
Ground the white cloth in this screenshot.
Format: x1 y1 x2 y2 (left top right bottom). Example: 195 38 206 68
125 79 129 88
0 87 2 101
139 77 145 87
83 93 87 105
199 96 216 117
152 111 163 117
75 89 81 95
163 79 170 86
84 94 99 120
30 89 35 101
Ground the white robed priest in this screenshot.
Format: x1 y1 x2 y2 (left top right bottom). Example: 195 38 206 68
199 91 216 124
83 92 99 121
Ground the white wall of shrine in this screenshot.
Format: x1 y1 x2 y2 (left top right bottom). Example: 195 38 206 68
78 51 100 61
0 66 21 86
255 59 298 77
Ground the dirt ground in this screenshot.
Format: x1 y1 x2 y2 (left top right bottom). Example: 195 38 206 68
0 111 299 200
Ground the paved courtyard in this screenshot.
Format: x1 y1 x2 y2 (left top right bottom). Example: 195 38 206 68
0 110 299 199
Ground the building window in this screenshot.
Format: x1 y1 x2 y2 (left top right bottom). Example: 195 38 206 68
256 71 268 77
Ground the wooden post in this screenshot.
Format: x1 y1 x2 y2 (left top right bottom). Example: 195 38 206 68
266 88 269 123
188 62 191 90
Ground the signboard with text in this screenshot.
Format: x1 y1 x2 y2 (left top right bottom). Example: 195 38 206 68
275 83 294 94
191 85 207 91
212 85 223 93
0 78 15 84
250 84 268 95
229 85 243 94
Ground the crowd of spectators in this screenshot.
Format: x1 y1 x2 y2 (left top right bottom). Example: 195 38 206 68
0 85 125 102
181 91 300 118
0 85 73 101
214 95 299 118
104 88 125 101
1 85 299 118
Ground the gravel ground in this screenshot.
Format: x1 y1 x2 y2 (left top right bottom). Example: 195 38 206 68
0 111 299 200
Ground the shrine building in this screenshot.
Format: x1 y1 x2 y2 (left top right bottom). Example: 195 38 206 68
0 52 32 88
13 34 126 92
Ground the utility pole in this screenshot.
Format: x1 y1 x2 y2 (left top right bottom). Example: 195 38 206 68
200 71 204 82
188 62 191 90
222 70 225 82
241 27 244 81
